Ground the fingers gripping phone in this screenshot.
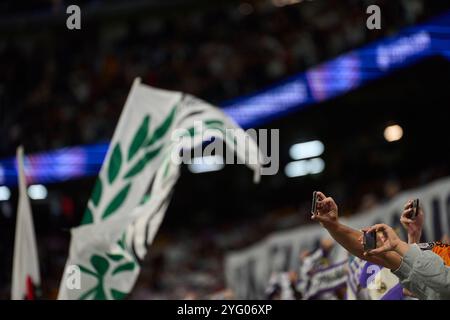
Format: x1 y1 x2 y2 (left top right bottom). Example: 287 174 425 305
410 199 420 220
363 231 377 251
311 191 318 215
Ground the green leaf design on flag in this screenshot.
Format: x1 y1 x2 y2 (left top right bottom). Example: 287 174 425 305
183 121 225 139
81 207 93 225
118 233 126 250
205 119 224 128
139 194 151 205
106 253 124 262
78 264 97 277
112 262 136 275
102 183 131 219
205 122 225 134
91 255 110 275
185 126 196 137
79 286 104 300
78 253 135 300
146 106 177 147
128 115 150 161
110 289 128 300
78 255 110 300
108 144 122 184
91 178 103 207
124 145 163 179
94 290 106 300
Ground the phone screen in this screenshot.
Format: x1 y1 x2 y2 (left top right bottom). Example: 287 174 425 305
311 191 318 215
411 199 419 219
363 231 377 251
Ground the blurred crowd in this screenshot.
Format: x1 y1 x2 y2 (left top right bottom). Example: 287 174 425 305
0 0 434 157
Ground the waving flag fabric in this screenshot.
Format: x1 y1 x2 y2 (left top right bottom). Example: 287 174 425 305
11 146 41 300
58 78 262 299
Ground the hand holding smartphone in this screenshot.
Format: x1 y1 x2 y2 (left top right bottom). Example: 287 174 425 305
311 191 318 215
363 231 377 251
410 199 420 220
405 199 420 220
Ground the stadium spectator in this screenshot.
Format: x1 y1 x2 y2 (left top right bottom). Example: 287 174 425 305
1 0 449 300
400 199 425 244
363 223 450 300
312 191 450 299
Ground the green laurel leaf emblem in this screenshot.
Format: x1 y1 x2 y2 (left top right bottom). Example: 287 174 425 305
102 183 131 219
128 115 150 161
108 144 122 184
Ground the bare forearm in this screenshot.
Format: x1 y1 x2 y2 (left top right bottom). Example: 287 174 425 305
324 222 364 258
323 221 402 270
407 232 422 244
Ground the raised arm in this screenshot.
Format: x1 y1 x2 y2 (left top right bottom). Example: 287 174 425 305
400 199 424 244
311 192 402 270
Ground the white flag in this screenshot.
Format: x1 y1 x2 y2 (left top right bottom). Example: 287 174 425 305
11 146 41 300
58 78 263 299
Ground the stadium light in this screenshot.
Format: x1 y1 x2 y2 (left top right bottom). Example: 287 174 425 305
384 124 403 142
289 140 324 160
284 158 325 178
188 155 225 174
27 184 48 200
0 186 11 201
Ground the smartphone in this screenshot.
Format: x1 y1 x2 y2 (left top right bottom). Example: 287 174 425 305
410 199 420 219
311 191 318 215
363 231 377 251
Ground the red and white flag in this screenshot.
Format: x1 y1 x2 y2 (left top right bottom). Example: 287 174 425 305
11 146 41 300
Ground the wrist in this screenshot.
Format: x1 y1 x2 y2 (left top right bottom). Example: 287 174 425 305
408 232 422 244
394 240 410 257
322 219 340 231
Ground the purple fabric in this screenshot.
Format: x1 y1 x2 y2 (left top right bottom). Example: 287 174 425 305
305 261 348 300
315 260 347 273
359 262 382 288
380 283 404 300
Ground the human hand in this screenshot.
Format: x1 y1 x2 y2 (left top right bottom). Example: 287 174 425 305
311 191 339 228
361 224 409 257
400 199 424 244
